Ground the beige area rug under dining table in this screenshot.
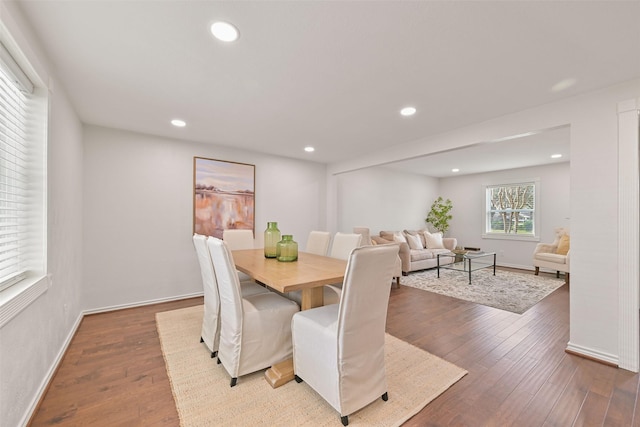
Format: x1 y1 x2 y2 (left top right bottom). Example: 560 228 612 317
156 305 467 426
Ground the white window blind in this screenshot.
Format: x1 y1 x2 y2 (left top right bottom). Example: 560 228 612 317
0 56 30 291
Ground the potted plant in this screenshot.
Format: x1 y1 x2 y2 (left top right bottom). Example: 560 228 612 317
426 196 453 235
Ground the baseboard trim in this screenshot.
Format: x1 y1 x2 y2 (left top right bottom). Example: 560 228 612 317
22 311 84 427
497 262 535 271
565 342 619 368
83 291 204 315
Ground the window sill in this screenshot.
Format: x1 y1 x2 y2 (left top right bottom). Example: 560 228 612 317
0 274 49 329
482 234 540 242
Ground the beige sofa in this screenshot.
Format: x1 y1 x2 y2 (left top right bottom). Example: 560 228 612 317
371 229 457 275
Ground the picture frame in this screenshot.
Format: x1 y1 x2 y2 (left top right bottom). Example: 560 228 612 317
193 157 255 239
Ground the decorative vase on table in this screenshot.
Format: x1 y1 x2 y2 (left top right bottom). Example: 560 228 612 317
264 222 281 258
276 235 298 262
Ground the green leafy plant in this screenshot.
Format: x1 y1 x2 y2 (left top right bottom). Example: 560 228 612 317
426 196 453 234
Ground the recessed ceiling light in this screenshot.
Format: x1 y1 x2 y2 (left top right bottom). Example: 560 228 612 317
451 168 460 173
304 146 315 153
171 119 186 127
551 78 576 93
210 21 239 42
400 107 416 116
551 153 562 159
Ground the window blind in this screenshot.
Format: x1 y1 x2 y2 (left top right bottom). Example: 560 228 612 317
0 64 29 291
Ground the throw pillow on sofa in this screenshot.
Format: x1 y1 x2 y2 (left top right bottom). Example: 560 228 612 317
423 231 445 249
404 232 423 250
404 229 427 248
392 231 406 244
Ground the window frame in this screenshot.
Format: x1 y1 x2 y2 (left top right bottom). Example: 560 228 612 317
482 179 540 242
0 29 48 327
0 61 30 291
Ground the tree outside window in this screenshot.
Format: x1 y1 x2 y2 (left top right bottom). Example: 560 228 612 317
486 182 535 236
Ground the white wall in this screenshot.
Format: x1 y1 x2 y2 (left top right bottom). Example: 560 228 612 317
439 162 570 269
82 125 327 311
335 166 439 233
0 3 85 426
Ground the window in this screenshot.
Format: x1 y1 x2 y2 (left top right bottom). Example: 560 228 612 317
483 180 539 240
0 39 45 293
0 56 29 291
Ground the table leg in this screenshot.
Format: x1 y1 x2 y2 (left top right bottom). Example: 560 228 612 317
264 286 324 388
493 253 496 276
437 255 441 278
300 287 324 311
265 359 294 388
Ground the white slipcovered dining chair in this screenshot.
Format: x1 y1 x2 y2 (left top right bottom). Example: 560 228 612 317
329 232 363 260
323 232 364 305
192 233 221 358
192 234 268 358
292 244 399 426
222 229 254 281
286 230 335 306
207 237 299 387
306 230 332 256
354 226 402 287
222 229 254 249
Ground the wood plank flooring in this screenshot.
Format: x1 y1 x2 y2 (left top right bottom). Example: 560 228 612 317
29 270 640 426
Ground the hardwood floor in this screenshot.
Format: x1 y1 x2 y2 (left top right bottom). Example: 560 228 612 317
29 271 640 426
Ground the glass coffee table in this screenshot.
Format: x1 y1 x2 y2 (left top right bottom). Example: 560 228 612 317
437 251 496 284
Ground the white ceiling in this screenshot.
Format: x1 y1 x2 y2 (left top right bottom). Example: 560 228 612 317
15 1 640 172
384 125 571 177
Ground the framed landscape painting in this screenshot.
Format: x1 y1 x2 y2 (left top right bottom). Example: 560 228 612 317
193 157 255 239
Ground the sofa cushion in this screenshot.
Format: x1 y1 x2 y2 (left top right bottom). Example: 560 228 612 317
430 248 452 256
410 250 435 261
404 232 423 250
423 231 445 249
535 252 567 264
410 248 451 262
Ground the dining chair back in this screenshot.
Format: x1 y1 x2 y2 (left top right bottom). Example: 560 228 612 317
353 227 401 286
323 232 363 305
222 229 255 281
306 231 331 256
192 233 220 358
207 237 299 386
329 232 362 260
222 229 254 250
292 244 399 425
284 230 335 306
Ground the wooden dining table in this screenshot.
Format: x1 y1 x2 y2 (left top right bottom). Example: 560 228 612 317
231 248 347 387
